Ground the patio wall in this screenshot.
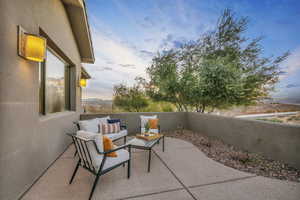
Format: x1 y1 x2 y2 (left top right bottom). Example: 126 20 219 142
81 112 300 169
187 112 300 169
80 112 188 133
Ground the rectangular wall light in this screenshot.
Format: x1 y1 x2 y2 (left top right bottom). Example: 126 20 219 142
80 78 87 87
18 26 46 62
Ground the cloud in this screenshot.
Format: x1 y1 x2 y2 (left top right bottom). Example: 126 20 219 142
278 71 288 75
279 47 300 79
83 25 150 98
91 28 148 75
286 84 300 88
143 16 155 26
144 38 155 43
140 50 155 57
119 64 136 69
82 0 220 99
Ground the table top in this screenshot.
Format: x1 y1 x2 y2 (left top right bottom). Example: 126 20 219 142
127 135 163 148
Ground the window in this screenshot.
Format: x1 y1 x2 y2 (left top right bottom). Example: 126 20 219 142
39 48 71 114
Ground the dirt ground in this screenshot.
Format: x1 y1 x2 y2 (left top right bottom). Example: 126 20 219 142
164 130 300 182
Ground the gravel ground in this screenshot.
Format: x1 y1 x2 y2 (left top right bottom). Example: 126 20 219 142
163 129 300 182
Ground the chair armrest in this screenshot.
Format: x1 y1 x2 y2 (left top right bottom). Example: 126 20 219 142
100 144 131 155
67 133 94 142
120 125 127 130
73 121 81 130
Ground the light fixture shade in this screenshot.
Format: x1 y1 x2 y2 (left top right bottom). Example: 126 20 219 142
24 34 46 62
18 26 46 62
80 79 87 87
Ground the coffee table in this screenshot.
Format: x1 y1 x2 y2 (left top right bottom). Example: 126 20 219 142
127 135 165 172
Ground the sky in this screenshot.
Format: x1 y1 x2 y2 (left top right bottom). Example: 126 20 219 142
83 0 300 101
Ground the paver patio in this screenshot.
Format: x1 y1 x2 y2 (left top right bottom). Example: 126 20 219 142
22 137 300 200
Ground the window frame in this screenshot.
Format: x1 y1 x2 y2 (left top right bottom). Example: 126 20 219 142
39 47 71 115
38 28 77 116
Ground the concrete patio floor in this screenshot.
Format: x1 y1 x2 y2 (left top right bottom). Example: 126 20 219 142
22 137 300 200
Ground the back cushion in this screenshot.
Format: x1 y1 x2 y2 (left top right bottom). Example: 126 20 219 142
78 119 99 133
96 116 110 124
76 130 103 152
99 123 120 134
140 115 157 128
76 130 104 167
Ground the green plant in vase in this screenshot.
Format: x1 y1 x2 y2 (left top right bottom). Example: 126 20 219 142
144 121 150 135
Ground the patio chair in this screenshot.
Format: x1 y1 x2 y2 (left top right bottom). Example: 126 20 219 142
140 115 161 134
68 133 131 200
74 117 128 144
73 117 128 157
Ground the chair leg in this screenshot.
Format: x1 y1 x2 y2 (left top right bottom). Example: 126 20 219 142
69 160 80 184
148 149 152 173
89 174 101 200
73 149 78 157
124 136 127 144
127 160 131 179
123 136 127 167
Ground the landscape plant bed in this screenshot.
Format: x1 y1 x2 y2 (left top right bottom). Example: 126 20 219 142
163 130 300 182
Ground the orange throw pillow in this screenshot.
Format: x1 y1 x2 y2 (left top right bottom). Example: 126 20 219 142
103 136 117 157
149 119 158 129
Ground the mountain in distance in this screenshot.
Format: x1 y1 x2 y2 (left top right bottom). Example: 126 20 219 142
82 98 113 113
82 98 113 106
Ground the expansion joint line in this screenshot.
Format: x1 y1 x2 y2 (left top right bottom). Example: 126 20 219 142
153 150 198 200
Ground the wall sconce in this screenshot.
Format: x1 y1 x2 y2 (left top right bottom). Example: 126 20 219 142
80 78 87 87
18 26 46 62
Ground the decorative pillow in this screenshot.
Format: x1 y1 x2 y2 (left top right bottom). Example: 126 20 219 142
140 115 157 128
78 119 99 133
149 119 158 129
107 119 121 124
99 123 120 134
103 136 117 157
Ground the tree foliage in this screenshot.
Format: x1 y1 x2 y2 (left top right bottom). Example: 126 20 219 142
146 9 289 112
113 83 149 112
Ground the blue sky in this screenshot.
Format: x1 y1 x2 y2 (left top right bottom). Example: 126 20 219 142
83 0 300 100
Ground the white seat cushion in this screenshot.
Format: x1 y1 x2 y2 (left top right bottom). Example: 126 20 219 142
93 149 129 171
78 119 99 133
105 130 127 141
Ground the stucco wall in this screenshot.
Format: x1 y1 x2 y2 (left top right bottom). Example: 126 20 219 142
187 112 300 169
81 112 300 169
80 112 188 134
0 0 82 199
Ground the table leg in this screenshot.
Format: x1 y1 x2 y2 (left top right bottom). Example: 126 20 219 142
148 149 151 172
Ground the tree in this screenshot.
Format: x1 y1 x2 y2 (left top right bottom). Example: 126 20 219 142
146 9 289 112
146 51 186 111
113 83 149 112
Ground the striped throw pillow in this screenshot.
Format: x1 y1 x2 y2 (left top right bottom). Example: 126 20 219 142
99 123 120 134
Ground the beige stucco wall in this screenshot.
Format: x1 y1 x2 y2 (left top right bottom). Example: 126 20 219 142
187 112 300 169
80 112 189 133
0 0 83 199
